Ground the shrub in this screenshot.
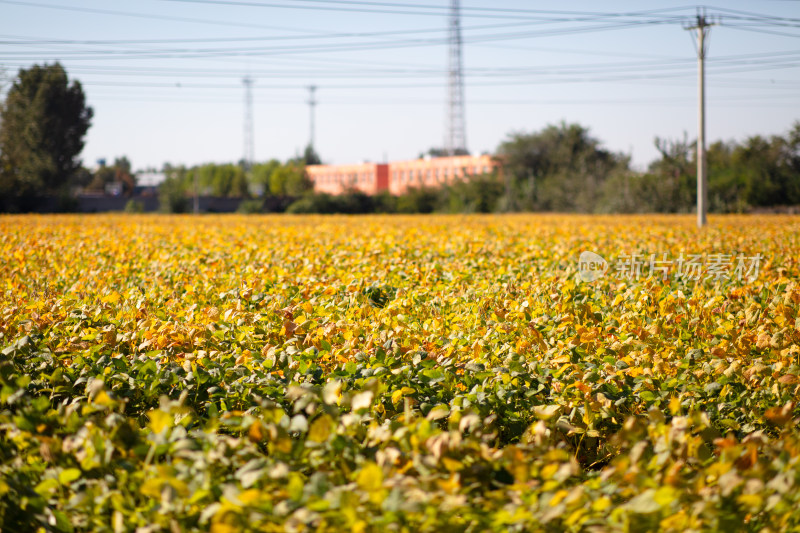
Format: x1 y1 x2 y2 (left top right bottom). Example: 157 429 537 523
124 199 144 213
237 199 264 214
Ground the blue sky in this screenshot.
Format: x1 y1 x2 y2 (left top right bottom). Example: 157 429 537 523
1 0 799 171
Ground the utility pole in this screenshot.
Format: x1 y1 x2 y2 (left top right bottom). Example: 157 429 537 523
686 10 713 228
242 76 254 173
307 85 317 151
193 171 199 214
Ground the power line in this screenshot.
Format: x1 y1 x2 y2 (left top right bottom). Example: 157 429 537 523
722 24 800 38
0 20 685 61
4 49 798 77
11 49 793 86
0 20 556 45
156 0 694 22
0 0 323 31
66 58 799 90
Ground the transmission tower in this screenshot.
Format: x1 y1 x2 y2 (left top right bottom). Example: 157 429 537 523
242 76 254 171
445 0 467 156
307 85 317 150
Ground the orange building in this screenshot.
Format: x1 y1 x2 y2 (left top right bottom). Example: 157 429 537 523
305 162 389 195
306 154 499 196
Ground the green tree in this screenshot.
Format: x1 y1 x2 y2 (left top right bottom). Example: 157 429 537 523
269 161 312 196
0 63 93 211
733 130 800 207
114 156 135 196
87 156 135 195
643 134 696 212
250 159 281 196
303 144 322 165
184 163 249 197
707 141 747 213
159 165 189 213
420 147 470 158
496 122 625 212
629 123 800 213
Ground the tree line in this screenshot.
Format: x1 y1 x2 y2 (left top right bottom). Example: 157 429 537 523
1 63 798 214
288 122 800 215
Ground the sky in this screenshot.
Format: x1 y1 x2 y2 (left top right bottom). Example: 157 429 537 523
1 0 799 172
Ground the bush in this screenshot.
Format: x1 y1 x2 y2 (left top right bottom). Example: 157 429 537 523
372 191 398 213
396 186 439 214
333 190 375 214
286 193 337 214
237 199 264 214
124 199 144 213
158 177 189 213
444 175 504 213
287 190 383 214
55 193 79 213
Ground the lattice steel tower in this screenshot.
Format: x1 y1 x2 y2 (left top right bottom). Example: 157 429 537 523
445 0 467 155
242 76 254 171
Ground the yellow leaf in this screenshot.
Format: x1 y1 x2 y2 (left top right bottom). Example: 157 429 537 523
668 396 681 415
102 291 121 304
238 489 261 505
248 421 264 442
148 409 173 433
58 468 81 484
141 478 163 499
441 457 462 471
308 414 333 443
737 493 763 509
533 405 560 420
210 524 239 533
391 387 415 404
550 489 569 507
288 473 304 500
592 496 611 511
356 462 383 492
540 463 559 479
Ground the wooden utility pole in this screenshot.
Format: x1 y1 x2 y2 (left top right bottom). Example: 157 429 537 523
687 11 713 228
